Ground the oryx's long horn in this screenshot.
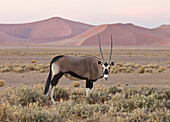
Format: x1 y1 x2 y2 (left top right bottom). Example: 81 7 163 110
98 34 104 62
109 34 113 63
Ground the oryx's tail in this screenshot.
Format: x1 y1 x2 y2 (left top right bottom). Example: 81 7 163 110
44 63 52 95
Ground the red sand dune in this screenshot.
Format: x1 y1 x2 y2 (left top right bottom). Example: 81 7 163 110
0 17 93 45
47 23 170 47
152 25 170 37
0 17 170 47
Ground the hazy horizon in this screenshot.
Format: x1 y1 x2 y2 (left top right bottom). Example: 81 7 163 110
0 0 170 28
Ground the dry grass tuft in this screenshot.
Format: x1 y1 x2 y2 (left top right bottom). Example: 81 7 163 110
72 81 81 87
157 67 165 73
166 61 170 64
145 68 153 73
138 67 145 73
0 80 5 87
14 67 24 73
152 64 159 69
31 59 36 63
0 68 10 73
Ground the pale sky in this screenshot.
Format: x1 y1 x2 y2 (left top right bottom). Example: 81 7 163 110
0 0 170 28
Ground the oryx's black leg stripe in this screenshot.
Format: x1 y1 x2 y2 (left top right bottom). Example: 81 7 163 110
104 69 109 74
104 62 108 67
86 80 93 89
51 72 64 86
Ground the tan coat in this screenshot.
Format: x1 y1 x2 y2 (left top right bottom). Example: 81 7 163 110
53 56 103 81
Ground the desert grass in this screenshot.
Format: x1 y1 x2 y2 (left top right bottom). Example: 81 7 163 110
0 84 169 121
0 48 170 57
109 61 170 74
0 60 169 74
0 61 49 73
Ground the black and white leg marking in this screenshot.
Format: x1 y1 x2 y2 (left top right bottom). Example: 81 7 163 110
46 84 51 96
50 63 64 104
51 86 55 104
86 80 93 97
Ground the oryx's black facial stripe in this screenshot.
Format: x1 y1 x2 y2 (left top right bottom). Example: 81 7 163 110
104 62 108 67
104 69 109 74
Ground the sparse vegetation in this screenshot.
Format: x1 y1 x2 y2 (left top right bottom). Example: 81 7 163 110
110 62 168 74
0 48 170 57
0 62 49 73
0 85 169 121
0 60 169 74
0 48 170 121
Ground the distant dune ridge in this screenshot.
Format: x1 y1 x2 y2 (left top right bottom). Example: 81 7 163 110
0 17 170 47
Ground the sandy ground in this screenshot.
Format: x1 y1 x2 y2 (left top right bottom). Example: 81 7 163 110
0 48 170 91
0 71 170 91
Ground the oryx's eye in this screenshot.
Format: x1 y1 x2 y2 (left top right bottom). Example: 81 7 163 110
98 61 101 64
111 62 114 66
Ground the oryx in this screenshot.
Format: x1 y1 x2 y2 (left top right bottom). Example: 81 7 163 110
44 34 114 103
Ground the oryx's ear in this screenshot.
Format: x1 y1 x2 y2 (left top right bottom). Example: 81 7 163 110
98 61 102 64
110 61 114 66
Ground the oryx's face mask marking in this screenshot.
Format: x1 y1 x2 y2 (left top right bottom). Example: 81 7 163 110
102 62 110 80
101 62 114 80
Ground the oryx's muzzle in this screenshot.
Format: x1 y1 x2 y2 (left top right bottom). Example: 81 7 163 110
103 68 109 80
103 74 109 80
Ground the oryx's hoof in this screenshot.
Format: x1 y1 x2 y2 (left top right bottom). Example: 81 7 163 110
52 100 56 104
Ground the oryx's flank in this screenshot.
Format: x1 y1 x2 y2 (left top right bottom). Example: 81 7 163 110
44 34 114 104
